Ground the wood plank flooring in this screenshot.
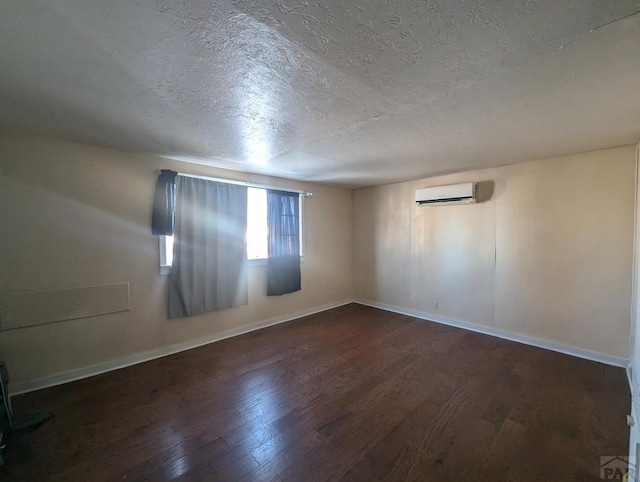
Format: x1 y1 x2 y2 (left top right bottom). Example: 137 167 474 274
0 304 630 481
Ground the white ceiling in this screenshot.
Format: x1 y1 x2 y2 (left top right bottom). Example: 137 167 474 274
1 1 639 186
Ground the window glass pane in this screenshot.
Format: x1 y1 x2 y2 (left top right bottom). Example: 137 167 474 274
247 187 268 259
164 235 174 266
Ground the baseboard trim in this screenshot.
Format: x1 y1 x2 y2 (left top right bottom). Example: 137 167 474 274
12 298 629 396
10 299 353 396
355 298 628 368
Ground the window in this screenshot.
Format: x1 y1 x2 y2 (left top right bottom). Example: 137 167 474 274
159 234 174 275
159 187 302 274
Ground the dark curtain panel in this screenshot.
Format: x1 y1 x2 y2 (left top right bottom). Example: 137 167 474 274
169 177 248 318
151 170 178 235
267 190 301 296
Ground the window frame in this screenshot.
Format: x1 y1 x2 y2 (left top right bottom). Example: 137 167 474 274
159 189 304 275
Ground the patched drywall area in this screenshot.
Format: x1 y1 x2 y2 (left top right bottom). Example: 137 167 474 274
355 146 636 358
0 134 354 389
0 282 131 330
0 1 639 185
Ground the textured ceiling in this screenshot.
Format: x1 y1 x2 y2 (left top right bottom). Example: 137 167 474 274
1 1 639 186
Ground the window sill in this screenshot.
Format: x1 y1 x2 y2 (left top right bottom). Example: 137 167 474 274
159 256 304 276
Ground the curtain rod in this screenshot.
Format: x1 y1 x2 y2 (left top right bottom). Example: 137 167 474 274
160 171 313 196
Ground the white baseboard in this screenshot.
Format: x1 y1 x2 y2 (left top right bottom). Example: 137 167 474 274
12 298 629 396
10 299 353 396
355 298 629 368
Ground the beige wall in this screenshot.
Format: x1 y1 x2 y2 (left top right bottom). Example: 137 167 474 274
355 146 636 358
0 134 634 390
0 135 354 388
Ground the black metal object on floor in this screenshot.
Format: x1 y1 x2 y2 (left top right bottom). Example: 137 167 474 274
0 357 54 467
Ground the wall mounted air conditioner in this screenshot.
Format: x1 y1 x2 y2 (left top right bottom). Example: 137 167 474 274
415 182 477 206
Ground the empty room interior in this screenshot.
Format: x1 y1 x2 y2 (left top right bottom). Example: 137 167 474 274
1 1 640 481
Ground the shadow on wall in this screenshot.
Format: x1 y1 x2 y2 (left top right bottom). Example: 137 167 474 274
476 181 495 203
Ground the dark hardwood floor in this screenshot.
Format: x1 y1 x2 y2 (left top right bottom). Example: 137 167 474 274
1 304 630 481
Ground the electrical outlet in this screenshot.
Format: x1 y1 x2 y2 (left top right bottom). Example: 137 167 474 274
432 301 438 311
328 290 333 299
